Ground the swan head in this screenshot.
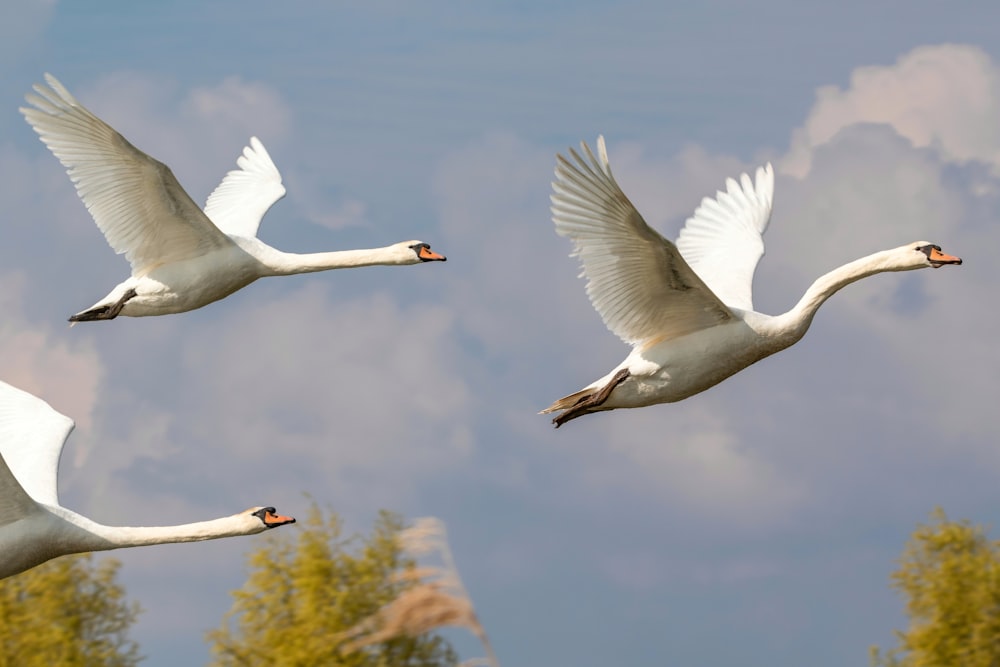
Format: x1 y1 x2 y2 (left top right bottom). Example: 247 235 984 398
404 241 447 263
246 506 296 531
909 242 963 269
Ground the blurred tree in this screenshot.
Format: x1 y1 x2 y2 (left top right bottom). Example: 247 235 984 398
0 553 141 667
871 508 1000 667
207 503 458 667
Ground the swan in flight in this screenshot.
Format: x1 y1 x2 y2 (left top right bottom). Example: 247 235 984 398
542 136 962 427
0 379 295 579
20 74 446 322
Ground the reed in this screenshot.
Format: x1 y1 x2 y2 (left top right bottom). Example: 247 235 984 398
337 517 500 667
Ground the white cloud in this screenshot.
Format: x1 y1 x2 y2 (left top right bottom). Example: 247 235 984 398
565 404 806 523
0 271 103 440
74 284 474 523
785 44 1000 178
302 197 368 231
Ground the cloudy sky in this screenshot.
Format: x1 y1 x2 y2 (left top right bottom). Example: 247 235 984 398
2 1 999 665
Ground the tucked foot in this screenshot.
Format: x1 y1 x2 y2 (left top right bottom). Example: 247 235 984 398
552 368 631 428
68 288 137 322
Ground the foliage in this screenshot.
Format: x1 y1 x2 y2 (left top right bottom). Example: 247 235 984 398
871 508 1000 667
207 503 458 667
0 553 141 667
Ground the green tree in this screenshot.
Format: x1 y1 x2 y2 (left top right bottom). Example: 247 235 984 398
0 553 141 667
207 503 458 667
871 508 1000 667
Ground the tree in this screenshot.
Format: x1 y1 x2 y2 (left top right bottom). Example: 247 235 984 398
0 553 141 667
871 508 1000 667
207 503 459 667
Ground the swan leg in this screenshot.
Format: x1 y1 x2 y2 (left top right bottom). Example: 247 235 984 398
68 288 137 322
553 368 630 428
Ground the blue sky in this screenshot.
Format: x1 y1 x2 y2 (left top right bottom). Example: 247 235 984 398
3 1 1000 665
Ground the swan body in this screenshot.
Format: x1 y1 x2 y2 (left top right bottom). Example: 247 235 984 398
0 379 295 579
20 74 446 322
542 136 963 427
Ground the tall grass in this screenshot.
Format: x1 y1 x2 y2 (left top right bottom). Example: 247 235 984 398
338 517 499 667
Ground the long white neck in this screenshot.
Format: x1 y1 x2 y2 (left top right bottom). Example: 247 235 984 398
64 510 259 551
0 507 267 579
768 248 920 341
260 246 414 276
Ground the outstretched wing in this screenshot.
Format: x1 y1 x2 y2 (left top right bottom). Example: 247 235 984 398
551 136 735 348
675 163 774 311
204 136 286 238
20 73 233 276
0 380 75 508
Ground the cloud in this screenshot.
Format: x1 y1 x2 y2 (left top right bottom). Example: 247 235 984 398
571 404 806 524
0 271 103 442
784 44 1000 178
53 281 469 523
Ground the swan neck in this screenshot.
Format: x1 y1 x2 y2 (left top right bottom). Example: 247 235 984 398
264 247 407 276
79 514 254 549
782 248 913 335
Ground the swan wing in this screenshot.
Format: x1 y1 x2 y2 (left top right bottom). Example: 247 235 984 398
20 74 234 276
675 163 774 311
0 453 38 527
204 136 286 238
552 136 735 347
0 381 74 509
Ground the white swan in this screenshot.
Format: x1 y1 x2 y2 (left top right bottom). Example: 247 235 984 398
542 136 963 427
0 379 295 579
20 74 447 322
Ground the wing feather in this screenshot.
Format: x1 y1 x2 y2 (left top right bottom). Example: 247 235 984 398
551 136 735 347
20 74 233 276
0 380 74 508
203 136 286 238
675 163 774 311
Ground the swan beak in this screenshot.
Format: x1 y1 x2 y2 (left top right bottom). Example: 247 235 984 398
263 510 296 528
418 246 447 262
929 247 962 268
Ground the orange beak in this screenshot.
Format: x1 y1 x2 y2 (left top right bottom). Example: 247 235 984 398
929 247 962 268
264 511 296 527
419 246 447 261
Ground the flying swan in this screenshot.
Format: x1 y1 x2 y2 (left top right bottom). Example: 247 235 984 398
542 136 963 427
0 379 295 579
20 74 447 322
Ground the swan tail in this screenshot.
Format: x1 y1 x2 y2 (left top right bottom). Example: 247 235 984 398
541 368 631 428
69 306 116 323
540 388 597 415
68 288 137 323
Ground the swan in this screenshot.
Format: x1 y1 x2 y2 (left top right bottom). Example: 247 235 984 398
0 379 296 579
541 136 963 427
20 74 447 322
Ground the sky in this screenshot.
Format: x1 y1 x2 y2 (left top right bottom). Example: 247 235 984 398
2 1 1000 665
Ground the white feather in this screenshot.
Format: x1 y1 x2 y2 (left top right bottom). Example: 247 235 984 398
675 163 774 311
204 136 286 238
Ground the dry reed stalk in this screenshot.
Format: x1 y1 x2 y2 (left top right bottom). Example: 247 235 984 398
336 518 500 667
